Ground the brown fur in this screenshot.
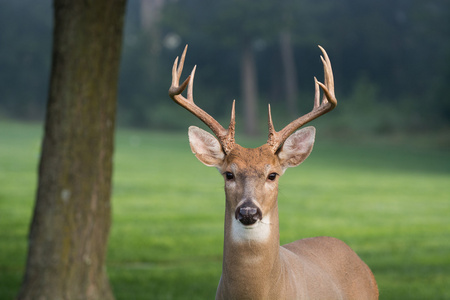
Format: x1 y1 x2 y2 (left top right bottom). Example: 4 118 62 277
189 130 378 300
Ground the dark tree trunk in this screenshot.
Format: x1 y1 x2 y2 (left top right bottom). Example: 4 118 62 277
18 1 126 299
241 40 259 136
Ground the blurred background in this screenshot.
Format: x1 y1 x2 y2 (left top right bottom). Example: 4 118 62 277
1 1 450 299
1 0 449 141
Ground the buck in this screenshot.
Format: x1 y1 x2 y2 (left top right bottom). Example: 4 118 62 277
169 45 378 300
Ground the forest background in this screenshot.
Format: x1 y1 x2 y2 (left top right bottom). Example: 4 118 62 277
1 1 450 299
1 0 449 140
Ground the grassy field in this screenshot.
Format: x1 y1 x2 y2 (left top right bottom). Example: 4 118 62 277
1 121 449 299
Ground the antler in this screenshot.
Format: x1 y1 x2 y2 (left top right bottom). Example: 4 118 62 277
168 45 236 154
267 45 337 153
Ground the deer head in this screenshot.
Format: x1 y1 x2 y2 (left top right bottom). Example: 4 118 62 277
169 45 336 235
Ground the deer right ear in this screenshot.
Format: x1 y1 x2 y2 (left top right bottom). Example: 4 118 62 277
188 126 225 167
277 126 316 172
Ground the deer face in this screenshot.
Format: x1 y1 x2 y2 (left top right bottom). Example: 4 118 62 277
222 144 280 227
188 126 316 231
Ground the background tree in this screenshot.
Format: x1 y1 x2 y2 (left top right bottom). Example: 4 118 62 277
17 0 127 299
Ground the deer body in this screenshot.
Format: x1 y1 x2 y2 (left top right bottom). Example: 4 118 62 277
169 46 378 299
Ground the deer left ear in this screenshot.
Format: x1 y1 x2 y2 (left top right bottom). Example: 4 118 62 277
277 126 316 171
188 126 225 167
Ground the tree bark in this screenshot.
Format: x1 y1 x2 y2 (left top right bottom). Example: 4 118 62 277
241 41 259 136
18 1 126 299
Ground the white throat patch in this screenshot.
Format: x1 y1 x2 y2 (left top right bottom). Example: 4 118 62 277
230 213 272 243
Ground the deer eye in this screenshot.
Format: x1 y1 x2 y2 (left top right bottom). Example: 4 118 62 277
224 172 235 180
267 173 278 181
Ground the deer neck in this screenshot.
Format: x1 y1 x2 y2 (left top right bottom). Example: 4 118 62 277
218 202 283 299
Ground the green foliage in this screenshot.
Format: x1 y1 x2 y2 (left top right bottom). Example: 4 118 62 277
1 121 449 299
2 0 450 130
322 76 408 135
0 0 52 119
126 0 450 131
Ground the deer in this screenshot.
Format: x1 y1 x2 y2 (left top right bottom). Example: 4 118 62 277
168 45 378 300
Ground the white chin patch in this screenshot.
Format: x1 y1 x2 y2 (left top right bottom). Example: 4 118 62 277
230 214 271 243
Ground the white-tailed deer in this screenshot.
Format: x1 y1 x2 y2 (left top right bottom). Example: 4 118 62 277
169 45 378 300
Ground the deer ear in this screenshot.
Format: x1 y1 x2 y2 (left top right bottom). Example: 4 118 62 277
277 126 316 171
188 126 225 167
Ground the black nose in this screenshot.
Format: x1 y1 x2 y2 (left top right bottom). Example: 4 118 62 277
235 201 262 226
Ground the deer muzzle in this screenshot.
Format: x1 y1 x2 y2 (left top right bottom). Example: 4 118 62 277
235 200 262 226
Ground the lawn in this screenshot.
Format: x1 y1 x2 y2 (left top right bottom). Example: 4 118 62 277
0 121 449 299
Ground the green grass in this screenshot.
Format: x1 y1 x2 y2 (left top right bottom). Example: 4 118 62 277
1 120 449 299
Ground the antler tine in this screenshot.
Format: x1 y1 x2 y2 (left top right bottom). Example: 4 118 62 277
170 45 189 94
313 77 320 109
267 46 337 153
169 45 236 154
268 103 276 142
318 45 336 106
320 46 334 87
178 44 188 81
227 100 236 139
187 65 196 102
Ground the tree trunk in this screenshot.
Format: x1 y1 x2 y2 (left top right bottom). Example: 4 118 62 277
18 1 126 299
279 31 299 118
241 41 259 136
